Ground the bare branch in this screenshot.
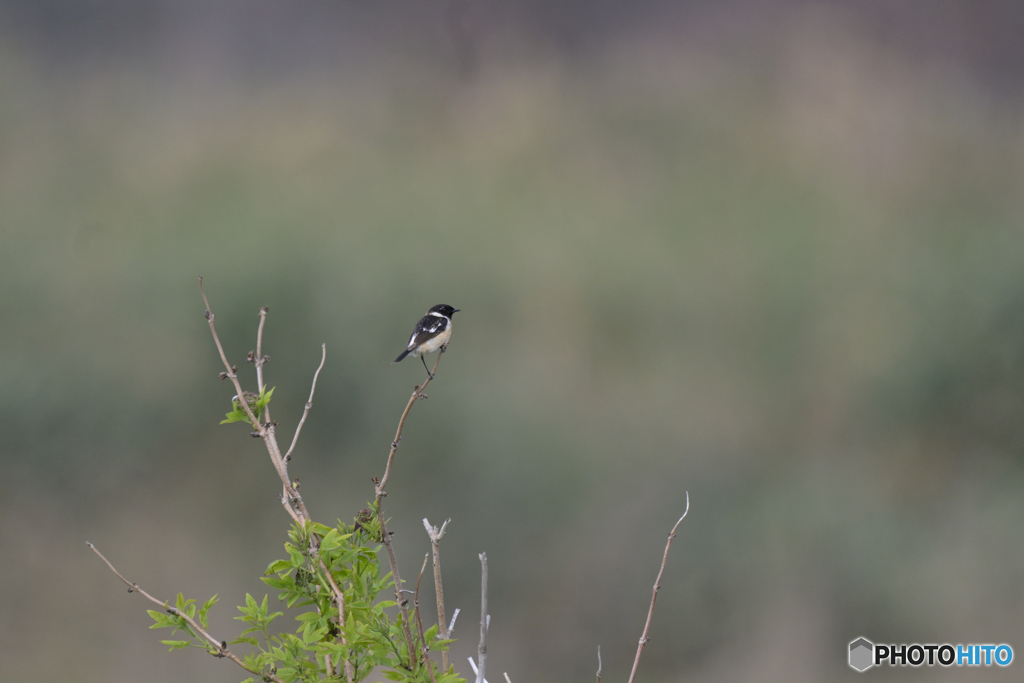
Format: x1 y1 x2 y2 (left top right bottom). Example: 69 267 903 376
467 657 485 683
376 348 445 501
414 554 438 683
448 608 460 635
373 348 448 671
198 278 309 524
255 306 270 421
377 514 418 668
627 492 690 683
423 517 451 670
596 646 602 683
476 552 488 683
504 673 513 683
87 542 286 683
284 343 327 462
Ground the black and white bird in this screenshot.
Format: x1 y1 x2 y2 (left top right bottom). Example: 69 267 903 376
393 304 460 378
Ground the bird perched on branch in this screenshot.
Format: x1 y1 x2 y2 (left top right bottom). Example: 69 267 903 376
394 304 460 378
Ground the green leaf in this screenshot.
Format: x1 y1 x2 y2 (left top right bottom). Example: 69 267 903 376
147 610 176 628
229 636 259 646
255 386 275 414
266 559 293 574
310 522 333 536
161 640 193 651
220 387 273 425
220 407 249 424
261 576 293 590
286 545 305 566
198 594 218 629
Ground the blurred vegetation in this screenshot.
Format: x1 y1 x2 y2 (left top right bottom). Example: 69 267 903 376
1 2 1023 682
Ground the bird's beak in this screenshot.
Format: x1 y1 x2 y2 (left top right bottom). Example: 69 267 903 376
453 308 461 313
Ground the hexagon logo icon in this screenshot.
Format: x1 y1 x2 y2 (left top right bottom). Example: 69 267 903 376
849 637 874 672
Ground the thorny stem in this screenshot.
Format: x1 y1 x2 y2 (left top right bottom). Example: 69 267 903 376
87 542 287 683
626 493 690 683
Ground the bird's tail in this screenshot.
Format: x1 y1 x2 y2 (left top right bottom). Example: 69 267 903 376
393 349 411 363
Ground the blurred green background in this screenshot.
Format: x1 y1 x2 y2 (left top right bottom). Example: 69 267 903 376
2 1 1024 681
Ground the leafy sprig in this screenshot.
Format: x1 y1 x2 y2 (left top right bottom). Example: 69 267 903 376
222 386 275 424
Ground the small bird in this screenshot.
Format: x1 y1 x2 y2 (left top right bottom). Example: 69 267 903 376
394 304 460 378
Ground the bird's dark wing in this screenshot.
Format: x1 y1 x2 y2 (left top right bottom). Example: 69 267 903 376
408 314 449 347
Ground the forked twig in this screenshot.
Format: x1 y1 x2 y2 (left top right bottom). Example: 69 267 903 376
198 277 309 523
626 492 690 683
423 517 451 671
87 542 286 683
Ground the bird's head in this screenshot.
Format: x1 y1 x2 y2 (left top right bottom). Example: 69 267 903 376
429 304 460 318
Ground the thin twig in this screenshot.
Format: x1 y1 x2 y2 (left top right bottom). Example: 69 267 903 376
285 343 327 462
376 349 445 502
414 554 438 683
467 657 483 682
87 542 286 683
476 552 488 683
255 306 270 421
627 493 690 683
423 517 451 671
373 347 447 671
378 514 417 668
504 674 512 683
198 278 309 523
315 555 353 683
199 278 264 433
596 646 602 683
279 490 303 525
